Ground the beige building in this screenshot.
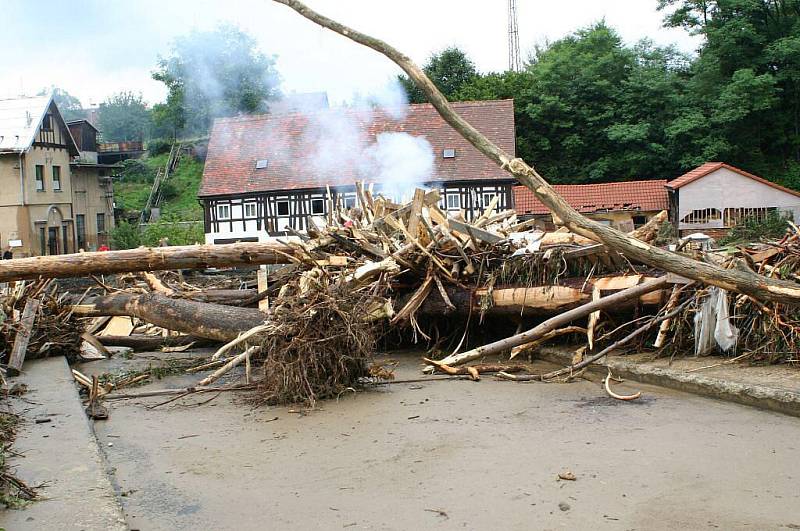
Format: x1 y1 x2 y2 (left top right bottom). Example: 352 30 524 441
0 94 114 257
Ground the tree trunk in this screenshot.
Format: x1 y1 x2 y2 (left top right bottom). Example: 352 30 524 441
97 334 218 351
429 277 668 368
274 0 800 305
408 280 663 317
0 242 294 283
73 293 267 342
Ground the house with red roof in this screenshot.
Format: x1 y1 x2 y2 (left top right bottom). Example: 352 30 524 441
665 162 800 237
198 99 515 243
513 180 669 231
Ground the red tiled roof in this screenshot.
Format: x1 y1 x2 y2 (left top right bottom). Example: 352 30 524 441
199 99 516 197
514 180 668 216
666 162 800 198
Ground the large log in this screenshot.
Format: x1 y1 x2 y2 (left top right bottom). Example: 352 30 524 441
97 334 218 351
275 0 800 304
406 276 664 317
429 277 668 368
0 242 295 283
73 293 266 342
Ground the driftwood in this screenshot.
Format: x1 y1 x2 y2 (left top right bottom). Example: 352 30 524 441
274 0 800 305
0 242 295 283
97 334 216 351
72 293 266 342
7 298 40 376
427 277 668 369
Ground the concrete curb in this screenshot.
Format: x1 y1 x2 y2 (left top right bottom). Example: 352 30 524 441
0 357 127 531
536 346 800 418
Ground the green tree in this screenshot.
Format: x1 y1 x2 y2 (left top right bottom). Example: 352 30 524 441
152 24 281 137
39 87 84 121
97 92 152 142
399 47 478 103
658 0 800 182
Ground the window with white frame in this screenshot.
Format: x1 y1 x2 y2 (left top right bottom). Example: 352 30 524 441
446 193 461 210
343 196 356 209
217 204 231 220
311 198 325 215
276 200 290 216
244 202 257 218
482 192 497 208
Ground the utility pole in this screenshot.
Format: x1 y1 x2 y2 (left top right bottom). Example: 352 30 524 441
508 0 522 72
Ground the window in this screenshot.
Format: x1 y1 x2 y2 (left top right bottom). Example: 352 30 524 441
217 204 231 220
276 201 290 216
244 203 257 218
446 193 461 210
343 196 356 209
632 215 647 228
96 213 106 234
482 193 497 208
681 208 722 225
442 148 456 159
35 165 45 191
41 114 52 131
255 159 268 169
311 199 325 215
52 166 61 191
76 215 86 250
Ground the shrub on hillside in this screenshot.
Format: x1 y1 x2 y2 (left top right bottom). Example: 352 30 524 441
147 139 172 156
110 221 142 250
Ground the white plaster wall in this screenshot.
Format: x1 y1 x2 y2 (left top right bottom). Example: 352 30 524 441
678 167 800 224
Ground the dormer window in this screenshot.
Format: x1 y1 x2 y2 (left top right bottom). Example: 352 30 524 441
255 159 268 169
442 148 455 159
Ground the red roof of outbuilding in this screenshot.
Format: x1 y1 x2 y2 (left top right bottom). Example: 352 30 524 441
666 162 800 197
514 180 668 216
199 99 516 197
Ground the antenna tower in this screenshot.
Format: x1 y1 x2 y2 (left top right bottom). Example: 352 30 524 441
508 0 522 72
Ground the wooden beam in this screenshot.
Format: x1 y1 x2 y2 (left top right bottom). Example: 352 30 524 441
7 298 40 376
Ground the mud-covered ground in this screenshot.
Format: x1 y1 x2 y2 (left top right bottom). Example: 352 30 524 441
83 351 800 531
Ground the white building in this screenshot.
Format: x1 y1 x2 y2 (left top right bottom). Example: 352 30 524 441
666 162 800 237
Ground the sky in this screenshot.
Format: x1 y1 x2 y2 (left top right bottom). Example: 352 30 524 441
0 0 700 108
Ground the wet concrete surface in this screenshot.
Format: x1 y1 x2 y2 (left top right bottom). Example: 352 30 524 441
88 352 800 530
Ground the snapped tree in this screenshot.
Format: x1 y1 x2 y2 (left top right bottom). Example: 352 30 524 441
272 0 800 305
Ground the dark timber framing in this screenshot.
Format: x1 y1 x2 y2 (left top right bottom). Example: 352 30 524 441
202 180 514 241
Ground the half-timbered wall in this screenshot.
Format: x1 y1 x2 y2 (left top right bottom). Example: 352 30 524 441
203 181 514 244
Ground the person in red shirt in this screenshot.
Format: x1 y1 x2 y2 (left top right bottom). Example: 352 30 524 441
98 244 110 252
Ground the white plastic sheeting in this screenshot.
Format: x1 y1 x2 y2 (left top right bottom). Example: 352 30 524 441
694 287 738 356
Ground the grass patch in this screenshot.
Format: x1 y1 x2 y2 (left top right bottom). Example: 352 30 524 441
113 153 203 222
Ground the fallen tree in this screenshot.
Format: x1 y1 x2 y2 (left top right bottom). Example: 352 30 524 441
428 277 668 369
274 0 800 305
0 242 295 283
73 293 266 342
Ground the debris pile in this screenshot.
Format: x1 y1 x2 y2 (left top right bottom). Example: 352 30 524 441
1 185 799 408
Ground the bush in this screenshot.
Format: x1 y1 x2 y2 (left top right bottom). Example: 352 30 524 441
720 210 789 245
140 218 204 247
159 181 179 202
110 221 141 250
147 138 172 156
117 159 150 183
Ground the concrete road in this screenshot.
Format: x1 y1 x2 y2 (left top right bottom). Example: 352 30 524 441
90 354 800 531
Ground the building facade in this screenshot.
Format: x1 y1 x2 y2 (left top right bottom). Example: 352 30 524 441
0 95 115 257
666 162 800 237
198 100 516 243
